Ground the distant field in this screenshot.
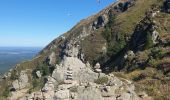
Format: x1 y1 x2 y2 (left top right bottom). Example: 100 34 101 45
0 47 42 74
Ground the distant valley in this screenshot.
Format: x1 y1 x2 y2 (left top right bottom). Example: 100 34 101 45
0 47 41 74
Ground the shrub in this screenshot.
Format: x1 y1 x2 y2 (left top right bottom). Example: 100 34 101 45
150 48 166 59
69 86 78 92
144 32 154 49
102 27 112 42
10 70 19 80
42 65 50 76
32 79 40 88
101 10 126 57
107 34 125 57
148 59 157 67
34 63 50 77
94 77 108 84
132 73 146 81
2 87 10 97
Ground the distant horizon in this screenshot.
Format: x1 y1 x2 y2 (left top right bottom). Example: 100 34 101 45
0 0 115 47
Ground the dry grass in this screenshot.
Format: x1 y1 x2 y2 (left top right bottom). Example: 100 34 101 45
115 0 163 35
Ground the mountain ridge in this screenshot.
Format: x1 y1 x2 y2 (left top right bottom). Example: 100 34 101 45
0 0 170 99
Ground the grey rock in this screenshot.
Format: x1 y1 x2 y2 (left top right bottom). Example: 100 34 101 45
54 89 70 100
12 71 29 90
151 30 159 44
94 63 101 69
52 69 65 82
36 71 41 78
77 68 98 83
77 86 103 100
49 52 56 66
12 80 20 90
117 92 131 100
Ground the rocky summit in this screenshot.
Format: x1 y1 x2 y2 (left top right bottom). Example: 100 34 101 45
0 0 170 100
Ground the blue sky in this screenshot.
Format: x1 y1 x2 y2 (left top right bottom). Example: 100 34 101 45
0 0 115 47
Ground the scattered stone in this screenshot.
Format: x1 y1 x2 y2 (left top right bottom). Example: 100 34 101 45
94 63 102 73
36 71 41 78
151 30 159 44
94 63 101 69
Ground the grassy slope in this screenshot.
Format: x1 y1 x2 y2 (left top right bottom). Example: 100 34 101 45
0 0 169 99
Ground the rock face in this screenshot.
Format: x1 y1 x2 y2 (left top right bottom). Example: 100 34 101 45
49 52 56 66
92 14 108 29
19 56 140 100
12 71 29 90
54 89 70 100
7 0 164 99
52 57 98 83
113 0 135 12
165 0 170 13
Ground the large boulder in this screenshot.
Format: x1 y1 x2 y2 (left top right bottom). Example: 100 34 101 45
76 68 98 83
52 68 65 82
18 71 29 89
12 70 29 90
54 89 70 100
77 86 103 100
52 57 98 83
49 52 56 66
12 80 20 90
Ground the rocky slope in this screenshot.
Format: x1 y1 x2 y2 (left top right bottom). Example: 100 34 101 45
0 0 170 100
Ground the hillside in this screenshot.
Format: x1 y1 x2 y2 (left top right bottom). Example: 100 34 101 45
0 0 170 100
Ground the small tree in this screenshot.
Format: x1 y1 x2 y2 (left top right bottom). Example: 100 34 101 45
42 64 50 76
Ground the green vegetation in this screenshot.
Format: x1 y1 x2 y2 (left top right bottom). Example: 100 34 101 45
2 86 10 98
94 77 108 84
35 63 50 77
29 78 44 93
150 48 166 59
69 86 78 93
144 32 154 49
102 11 126 57
10 70 19 80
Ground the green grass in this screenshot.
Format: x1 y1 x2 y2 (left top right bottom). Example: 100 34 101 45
116 0 164 35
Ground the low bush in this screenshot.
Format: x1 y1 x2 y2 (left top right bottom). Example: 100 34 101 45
2 87 10 97
10 70 19 80
94 77 109 84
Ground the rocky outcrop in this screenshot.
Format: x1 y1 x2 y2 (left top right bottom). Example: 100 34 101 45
49 52 57 66
131 13 159 50
12 71 29 90
92 14 108 30
52 57 98 83
17 55 141 100
164 0 170 13
54 89 70 100
113 0 135 12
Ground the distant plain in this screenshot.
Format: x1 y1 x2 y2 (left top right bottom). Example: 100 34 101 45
0 47 41 74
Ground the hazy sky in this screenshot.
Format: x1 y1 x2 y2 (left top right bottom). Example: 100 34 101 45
0 0 115 47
